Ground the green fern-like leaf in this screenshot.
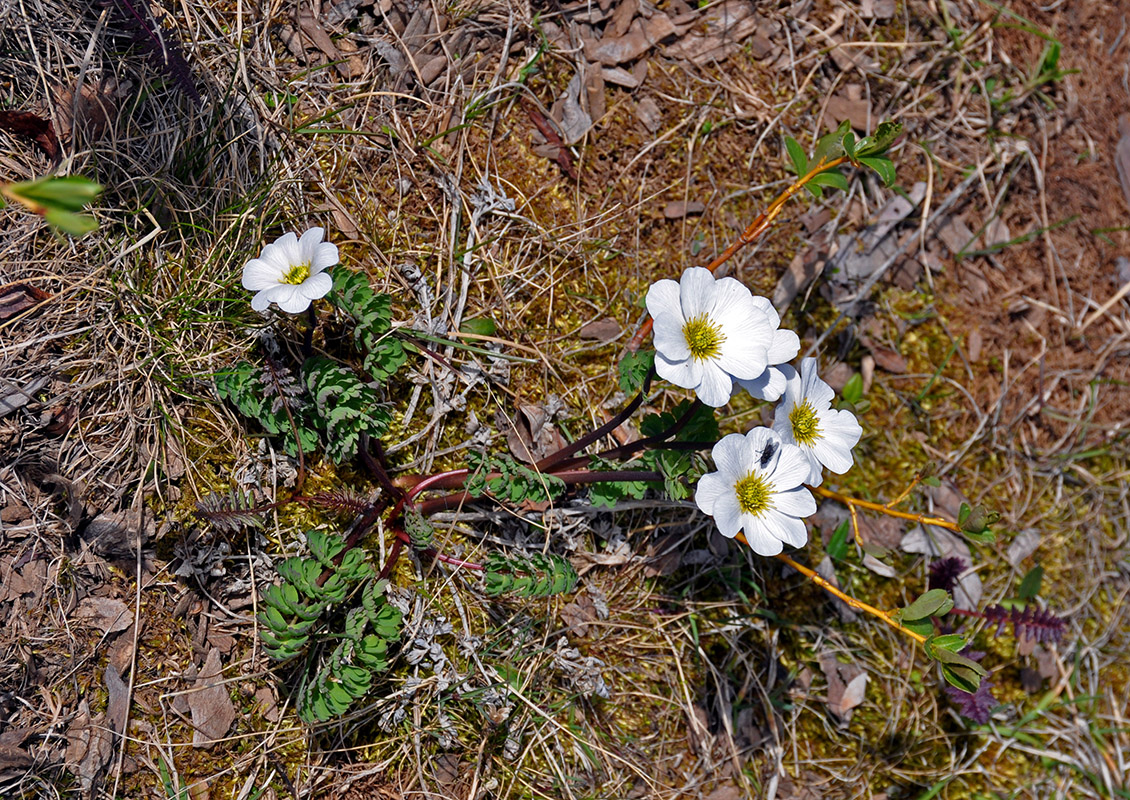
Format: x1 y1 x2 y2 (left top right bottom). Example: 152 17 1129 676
258 531 403 723
215 361 319 456
329 270 408 383
302 356 391 464
465 451 566 505
483 552 578 597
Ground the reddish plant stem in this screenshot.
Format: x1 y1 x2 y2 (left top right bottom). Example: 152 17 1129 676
533 367 655 472
359 433 401 498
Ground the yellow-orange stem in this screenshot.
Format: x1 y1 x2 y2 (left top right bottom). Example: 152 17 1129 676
810 485 962 532
770 550 927 644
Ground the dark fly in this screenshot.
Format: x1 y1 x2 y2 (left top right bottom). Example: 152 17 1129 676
759 440 778 469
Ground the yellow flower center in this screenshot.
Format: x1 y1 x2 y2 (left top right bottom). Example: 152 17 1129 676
734 472 771 516
789 400 821 446
683 314 724 360
282 262 311 285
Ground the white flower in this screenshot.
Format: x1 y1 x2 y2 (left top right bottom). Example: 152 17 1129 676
732 296 800 402
242 228 339 313
772 357 863 486
695 427 816 556
646 267 776 407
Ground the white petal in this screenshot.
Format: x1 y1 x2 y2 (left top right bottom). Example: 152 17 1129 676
772 408 795 444
767 328 800 365
714 338 768 381
298 227 325 261
735 366 786 402
712 494 743 538
652 314 692 361
772 444 813 489
257 242 292 273
711 433 751 479
710 277 757 321
801 450 823 485
655 352 701 391
740 518 784 556
646 279 682 319
694 472 729 516
274 232 301 266
311 242 339 272
678 267 719 319
824 408 863 448
750 295 781 328
800 358 835 409
273 285 312 314
251 289 272 311
812 438 853 475
695 361 734 407
762 508 810 548
242 258 283 290
772 485 817 519
300 271 333 300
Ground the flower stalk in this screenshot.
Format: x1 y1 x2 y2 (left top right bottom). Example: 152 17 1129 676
770 550 927 644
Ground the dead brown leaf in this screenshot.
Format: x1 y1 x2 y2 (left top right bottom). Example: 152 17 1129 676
818 651 868 722
504 400 567 464
635 96 661 133
0 282 52 321
253 687 280 723
825 87 871 132
561 594 599 637
0 499 31 525
816 557 858 623
551 71 592 144
865 343 908 374
705 786 743 800
664 1 769 65
578 318 621 342
81 510 154 560
1116 114 1130 212
663 200 706 219
0 742 33 773
189 648 236 749
587 14 678 65
73 596 133 635
432 753 461 788
105 662 129 739
856 514 904 551
0 109 60 161
55 80 119 143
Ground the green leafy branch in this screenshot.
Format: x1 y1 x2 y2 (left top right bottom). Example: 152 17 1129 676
215 361 319 458
784 119 904 196
303 356 391 464
1 175 102 235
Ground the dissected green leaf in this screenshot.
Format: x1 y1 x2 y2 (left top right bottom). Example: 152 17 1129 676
619 349 655 395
